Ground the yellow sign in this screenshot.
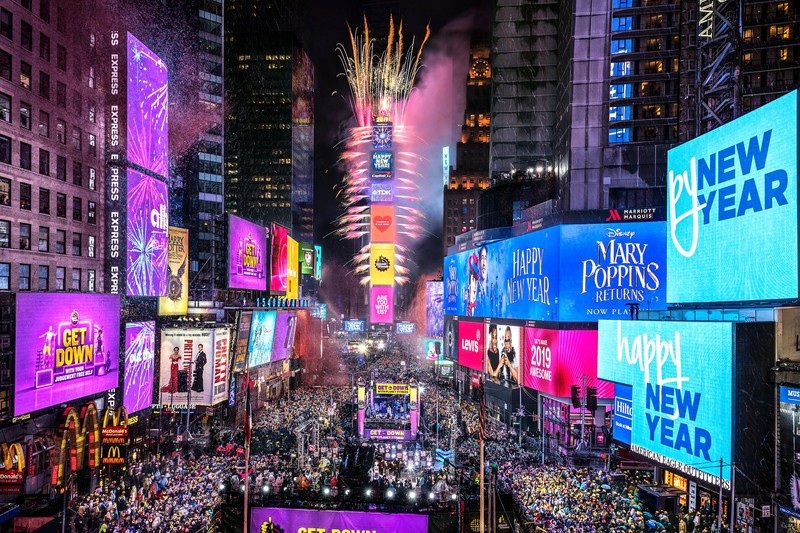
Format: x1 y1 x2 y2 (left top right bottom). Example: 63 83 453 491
286 236 299 300
102 445 125 465
158 227 189 316
376 383 409 395
369 244 395 286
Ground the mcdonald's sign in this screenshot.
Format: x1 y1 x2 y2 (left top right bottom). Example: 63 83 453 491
101 407 129 445
102 445 125 466
0 442 25 491
51 403 101 487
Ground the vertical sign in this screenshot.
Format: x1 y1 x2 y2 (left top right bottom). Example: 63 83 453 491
158 227 189 315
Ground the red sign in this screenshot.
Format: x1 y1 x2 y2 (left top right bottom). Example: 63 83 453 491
101 425 128 445
370 205 395 243
0 469 23 485
471 374 481 387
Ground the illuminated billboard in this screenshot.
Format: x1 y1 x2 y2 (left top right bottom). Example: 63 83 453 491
371 182 394 203
371 205 395 243
425 338 443 360
343 320 365 333
126 169 169 296
372 124 393 149
286 236 299 299
251 507 428 533
370 244 395 286
228 215 267 291
233 311 252 373
443 316 457 361
371 151 393 179
396 322 415 335
123 321 155 414
299 243 315 276
667 89 798 304
457 320 484 371
247 311 277 368
426 281 444 338
598 320 733 486
370 285 394 324
271 313 297 362
158 227 189 316
313 245 322 280
559 222 666 321
270 224 289 294
159 328 229 406
484 322 521 386
15 294 121 416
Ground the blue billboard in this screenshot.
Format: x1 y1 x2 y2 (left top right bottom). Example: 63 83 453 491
613 383 632 445
343 319 366 333
667 90 798 304
248 311 277 368
443 228 559 320
559 222 667 321
598 320 733 487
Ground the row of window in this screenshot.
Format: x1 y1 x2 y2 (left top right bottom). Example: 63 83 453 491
0 134 97 190
0 92 97 150
0 263 95 292
0 220 95 258
0 177 96 223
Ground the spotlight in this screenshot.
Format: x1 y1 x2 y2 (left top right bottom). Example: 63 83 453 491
262 485 269 493
386 489 395 499
428 492 436 501
219 483 226 491
365 488 373 497
345 489 351 496
547 166 553 172
240 484 245 492
451 493 458 501
536 165 543 173
323 487 331 496
408 491 417 500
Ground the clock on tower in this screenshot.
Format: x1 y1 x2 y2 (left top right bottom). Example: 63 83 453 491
470 58 490 78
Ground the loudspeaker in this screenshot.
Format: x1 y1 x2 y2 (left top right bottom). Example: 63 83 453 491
586 386 597 412
570 385 581 408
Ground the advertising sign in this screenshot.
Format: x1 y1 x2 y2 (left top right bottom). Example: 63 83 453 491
376 384 410 395
126 169 169 297
372 124 393 149
158 227 189 315
270 224 289 294
370 244 395 286
443 316 457 362
371 151 393 179
286 236 299 299
233 311 252 373
396 322 415 335
123 321 155 414
458 320 484 371
15 294 121 417
426 281 444 338
444 227 559 320
370 286 394 324
299 243 315 276
251 507 428 533
779 386 800 510
667 90 798 304
559 222 666 321
211 329 230 405
247 311 277 368
484 322 521 386
314 245 322 280
271 313 297 363
371 205 396 243
598 320 734 487
102 445 126 466
159 329 218 406
613 383 633 445
228 215 267 291
371 182 394 203
364 429 412 440
425 338 443 360
343 320 365 333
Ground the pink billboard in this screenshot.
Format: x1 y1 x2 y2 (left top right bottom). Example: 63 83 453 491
458 320 484 371
370 286 394 324
270 223 288 294
522 328 613 398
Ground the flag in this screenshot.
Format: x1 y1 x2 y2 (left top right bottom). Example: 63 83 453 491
479 377 486 442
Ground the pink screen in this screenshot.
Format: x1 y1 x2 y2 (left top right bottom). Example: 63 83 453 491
370 286 394 324
458 320 484 371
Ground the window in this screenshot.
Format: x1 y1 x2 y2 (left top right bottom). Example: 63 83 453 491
72 197 81 221
87 133 96 156
609 127 632 143
0 135 9 164
56 192 65 218
777 2 789 16
19 102 30 129
71 232 81 256
19 264 30 291
0 178 8 206
644 14 663 29
0 9 11 40
38 110 49 137
19 61 31 89
72 126 81 151
38 265 48 290
87 201 95 224
612 16 632 31
643 60 663 74
779 48 790 62
55 266 64 290
0 220 8 247
19 142 31 170
87 66 94 89
38 148 49 175
743 28 754 43
71 269 80 291
611 39 632 54
40 0 50 23
38 71 49 99
88 167 96 190
87 235 95 257
0 92 9 123
0 50 10 80
56 119 65 143
55 81 65 107
56 44 66 71
609 105 631 121
19 223 31 249
612 0 632 7
55 155 65 180
39 33 50 61
770 25 791 40
610 61 631 77
21 21 32 50
87 269 95 292
38 226 48 252
38 187 48 214
0 263 8 290
55 229 65 254
19 183 31 211
88 101 95 123
71 90 81 115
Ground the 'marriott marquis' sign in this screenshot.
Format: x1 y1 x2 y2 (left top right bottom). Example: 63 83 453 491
598 320 733 488
667 90 798 304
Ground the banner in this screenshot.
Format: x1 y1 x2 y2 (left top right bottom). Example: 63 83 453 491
299 243 315 276
484 322 521 386
314 245 322 280
251 507 428 533
270 223 289 294
370 286 394 324
457 320 484 371
371 205 395 243
211 329 230 405
123 321 155 414
228 215 267 291
158 227 189 315
159 329 225 406
286 236 299 299
376 384 410 395
443 316 457 362
271 313 297 363
233 311 252 373
248 311 277 368
364 428 412 440
370 244 395 286
425 338 443 360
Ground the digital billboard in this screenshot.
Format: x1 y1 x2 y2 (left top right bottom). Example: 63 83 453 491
443 316 457 362
158 226 189 316
372 124 393 149
159 329 225 406
210 329 230 405
370 244 395 286
233 310 252 373
559 222 666 321
123 321 155 414
15 294 121 417
299 243 315 276
313 245 322 280
484 322 521 386
371 182 394 203
271 313 297 362
613 383 633 445
425 338 443 360
127 33 168 178
251 507 428 533
343 319 365 333
598 320 734 486
522 328 613 399
780 386 800 510
370 286 394 324
286 236 299 299
667 89 798 304
228 215 267 291
371 205 395 243
444 227 559 320
426 280 444 338
371 151 393 179
270 224 289 294
248 311 277 368
126 169 169 297
396 322 415 335
458 320 484 371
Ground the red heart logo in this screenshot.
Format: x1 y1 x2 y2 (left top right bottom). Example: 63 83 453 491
374 216 392 232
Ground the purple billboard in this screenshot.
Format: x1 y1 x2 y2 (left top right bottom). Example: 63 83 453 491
15 294 121 417
228 214 267 291
126 168 169 296
270 224 289 294
426 280 444 338
271 313 297 363
251 507 428 533
123 321 155 414
127 33 168 178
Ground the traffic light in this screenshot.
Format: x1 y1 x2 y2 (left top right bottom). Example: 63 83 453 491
570 385 581 408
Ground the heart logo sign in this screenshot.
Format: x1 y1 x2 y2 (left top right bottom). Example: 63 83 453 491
374 216 392 232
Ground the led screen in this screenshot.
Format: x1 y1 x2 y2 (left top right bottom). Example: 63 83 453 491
444 227 559 320
126 168 169 296
458 320 484 371
251 507 428 533
614 383 633 445
370 244 395 286
270 224 288 294
233 311 252 373
299 243 315 275
123 321 155 414
159 329 224 406
443 316 457 362
372 124 393 149
370 285 394 324
271 313 297 362
127 33 168 178
559 222 667 321
371 151 393 178
396 322 415 335
313 245 322 280
484 322 521 386
371 205 395 243
15 294 121 417
522 328 613 399
158 226 189 316
425 338 443 360
343 320 365 333
780 386 800 510
426 281 444 338
286 236 299 299
210 329 230 405
248 311 277 368
371 182 394 203
667 90 798 303
228 215 267 291
598 320 733 485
